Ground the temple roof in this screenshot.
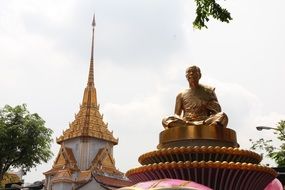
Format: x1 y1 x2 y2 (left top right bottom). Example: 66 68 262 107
0 173 21 187
43 145 79 176
53 145 78 170
93 174 133 189
57 15 118 145
90 148 120 174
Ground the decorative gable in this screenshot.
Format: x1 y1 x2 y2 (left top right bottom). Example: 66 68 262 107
51 169 74 184
55 153 66 167
53 145 78 171
91 148 120 174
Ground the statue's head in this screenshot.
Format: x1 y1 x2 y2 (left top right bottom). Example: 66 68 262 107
186 66 201 87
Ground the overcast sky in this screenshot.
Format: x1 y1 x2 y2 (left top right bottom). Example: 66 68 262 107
1 0 285 183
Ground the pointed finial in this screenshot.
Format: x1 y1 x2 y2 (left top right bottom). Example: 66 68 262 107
87 14 96 87
92 14 96 27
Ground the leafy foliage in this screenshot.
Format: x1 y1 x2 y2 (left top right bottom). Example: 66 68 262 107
193 0 232 29
250 120 285 167
0 104 53 181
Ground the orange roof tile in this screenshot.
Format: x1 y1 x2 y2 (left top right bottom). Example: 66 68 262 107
94 174 133 188
77 170 92 182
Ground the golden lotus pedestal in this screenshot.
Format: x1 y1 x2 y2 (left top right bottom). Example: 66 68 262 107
158 125 239 149
126 126 277 190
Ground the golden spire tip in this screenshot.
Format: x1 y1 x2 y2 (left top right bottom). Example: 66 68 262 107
92 14 96 27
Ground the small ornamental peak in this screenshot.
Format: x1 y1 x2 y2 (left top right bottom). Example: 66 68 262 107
92 14 96 27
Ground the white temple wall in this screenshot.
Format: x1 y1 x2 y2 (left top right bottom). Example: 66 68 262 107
64 137 114 170
78 179 106 190
52 183 72 190
45 176 51 190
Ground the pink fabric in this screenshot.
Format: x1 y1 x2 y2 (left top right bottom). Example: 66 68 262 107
155 179 192 187
264 178 283 190
128 179 212 189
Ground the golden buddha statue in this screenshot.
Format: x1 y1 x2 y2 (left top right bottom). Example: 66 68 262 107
163 66 228 128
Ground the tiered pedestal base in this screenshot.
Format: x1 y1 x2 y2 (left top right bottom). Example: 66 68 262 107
126 126 277 190
127 160 276 190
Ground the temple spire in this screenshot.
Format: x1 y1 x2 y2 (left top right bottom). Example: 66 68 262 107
81 15 98 107
56 15 118 147
87 14 96 87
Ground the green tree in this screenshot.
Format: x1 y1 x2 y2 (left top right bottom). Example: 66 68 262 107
0 104 53 182
193 0 232 29
250 120 285 167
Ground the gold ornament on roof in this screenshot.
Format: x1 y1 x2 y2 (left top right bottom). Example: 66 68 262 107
57 15 118 145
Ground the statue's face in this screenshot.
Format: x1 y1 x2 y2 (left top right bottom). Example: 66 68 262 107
186 69 200 87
